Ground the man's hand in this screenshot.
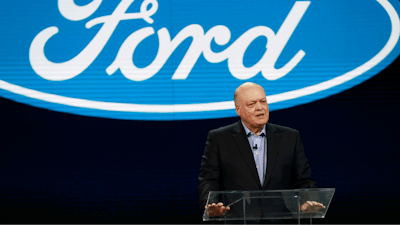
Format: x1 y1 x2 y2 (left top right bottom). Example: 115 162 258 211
205 202 230 217
300 201 326 213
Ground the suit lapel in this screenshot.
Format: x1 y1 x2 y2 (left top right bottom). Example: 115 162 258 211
263 123 281 188
231 121 262 188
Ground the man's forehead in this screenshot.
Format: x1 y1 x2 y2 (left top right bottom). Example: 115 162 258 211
240 85 266 98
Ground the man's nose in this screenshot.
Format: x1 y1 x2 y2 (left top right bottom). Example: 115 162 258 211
255 102 262 110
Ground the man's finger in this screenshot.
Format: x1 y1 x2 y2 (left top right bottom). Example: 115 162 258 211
307 201 322 206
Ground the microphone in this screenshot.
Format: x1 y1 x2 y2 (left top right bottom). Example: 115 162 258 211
253 144 258 149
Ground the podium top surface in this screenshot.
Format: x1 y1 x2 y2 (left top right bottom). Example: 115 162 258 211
203 188 335 221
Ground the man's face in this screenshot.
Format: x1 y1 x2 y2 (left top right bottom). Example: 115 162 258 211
235 85 269 131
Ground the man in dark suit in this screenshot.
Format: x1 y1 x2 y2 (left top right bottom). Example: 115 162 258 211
198 82 324 220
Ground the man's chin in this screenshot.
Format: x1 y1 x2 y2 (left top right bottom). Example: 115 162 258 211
254 118 268 126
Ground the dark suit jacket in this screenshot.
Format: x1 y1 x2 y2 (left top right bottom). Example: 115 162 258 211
198 121 317 209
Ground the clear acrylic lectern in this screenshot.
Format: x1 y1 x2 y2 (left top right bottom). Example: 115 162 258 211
203 188 335 224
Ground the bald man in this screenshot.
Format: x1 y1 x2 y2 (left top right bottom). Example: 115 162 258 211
198 82 323 222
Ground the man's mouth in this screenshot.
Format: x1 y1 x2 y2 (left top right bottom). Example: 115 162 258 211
256 113 265 117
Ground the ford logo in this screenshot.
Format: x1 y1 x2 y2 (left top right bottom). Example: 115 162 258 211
0 0 399 120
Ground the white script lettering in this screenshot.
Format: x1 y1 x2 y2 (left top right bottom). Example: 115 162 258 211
29 0 310 81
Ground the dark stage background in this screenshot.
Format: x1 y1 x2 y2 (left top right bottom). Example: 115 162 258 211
1 56 399 223
1 0 400 224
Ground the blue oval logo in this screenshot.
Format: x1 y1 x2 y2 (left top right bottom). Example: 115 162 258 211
0 0 399 120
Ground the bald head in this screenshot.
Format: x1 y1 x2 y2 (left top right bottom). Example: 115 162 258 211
234 82 269 133
234 82 265 107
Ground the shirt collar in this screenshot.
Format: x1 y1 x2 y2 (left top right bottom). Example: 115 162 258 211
241 121 266 137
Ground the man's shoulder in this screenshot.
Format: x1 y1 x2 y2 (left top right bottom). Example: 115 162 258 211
267 122 299 135
209 121 241 135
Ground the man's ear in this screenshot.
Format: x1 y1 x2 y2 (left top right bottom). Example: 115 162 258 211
235 106 240 117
